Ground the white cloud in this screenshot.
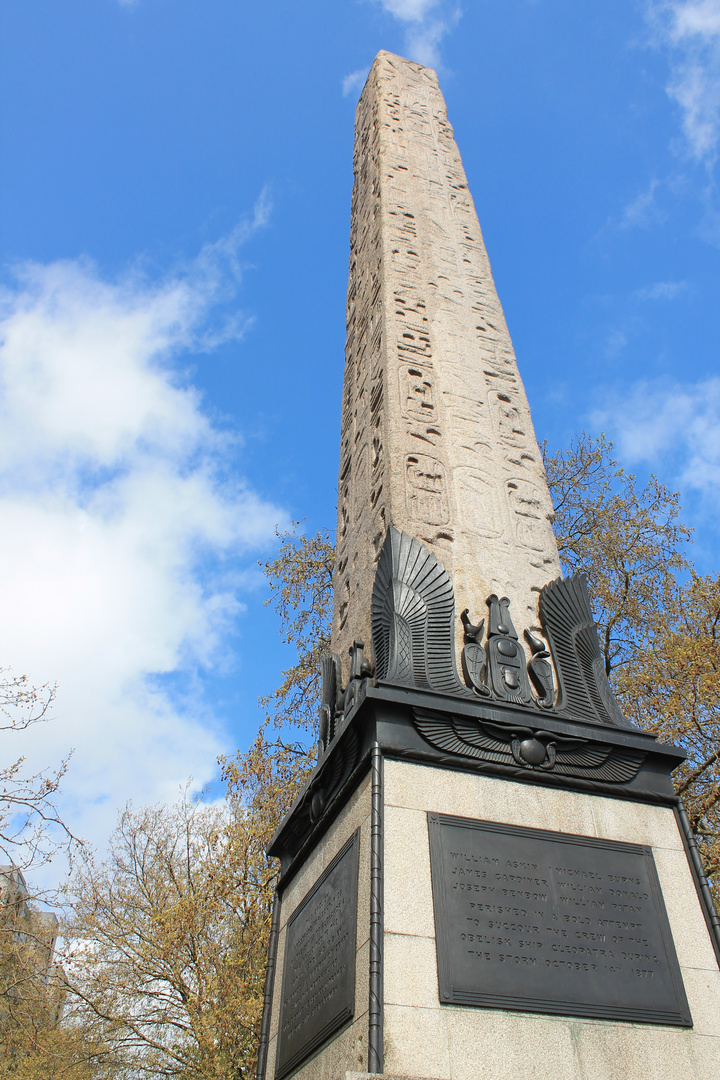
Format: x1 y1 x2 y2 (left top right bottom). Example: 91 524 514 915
342 1 461 95
619 178 662 228
633 279 690 298
604 327 630 357
647 1 720 162
343 68 371 97
403 16 455 68
378 0 461 70
380 0 440 18
592 376 720 496
0 199 287 870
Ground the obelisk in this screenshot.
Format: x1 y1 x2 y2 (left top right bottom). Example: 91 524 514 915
332 51 559 674
257 51 720 1080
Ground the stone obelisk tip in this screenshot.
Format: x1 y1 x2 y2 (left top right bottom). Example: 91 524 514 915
370 48 434 71
351 52 438 110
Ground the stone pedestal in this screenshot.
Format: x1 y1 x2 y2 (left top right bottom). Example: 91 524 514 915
261 769 372 1080
256 687 720 1080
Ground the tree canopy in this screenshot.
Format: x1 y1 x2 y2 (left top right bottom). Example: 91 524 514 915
0 670 76 876
544 434 719 899
1 673 98 1079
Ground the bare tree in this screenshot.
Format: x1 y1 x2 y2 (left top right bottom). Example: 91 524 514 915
63 763 306 1079
0 669 79 875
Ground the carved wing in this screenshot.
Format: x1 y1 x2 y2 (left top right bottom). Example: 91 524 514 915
371 527 471 696
553 743 646 783
319 652 343 748
539 574 629 728
320 652 342 712
414 709 519 766
413 708 646 784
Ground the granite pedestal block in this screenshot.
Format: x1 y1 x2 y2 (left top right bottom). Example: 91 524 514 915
257 690 720 1080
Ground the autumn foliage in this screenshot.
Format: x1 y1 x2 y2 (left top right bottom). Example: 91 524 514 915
544 434 720 903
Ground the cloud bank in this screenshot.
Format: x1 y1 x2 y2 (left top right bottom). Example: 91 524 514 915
343 0 461 94
378 0 461 68
647 1 720 163
593 376 720 500
0 200 286 865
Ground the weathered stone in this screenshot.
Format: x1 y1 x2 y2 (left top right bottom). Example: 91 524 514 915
332 51 560 676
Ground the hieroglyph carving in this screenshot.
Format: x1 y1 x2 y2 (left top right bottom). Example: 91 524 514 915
331 52 561 674
459 572 632 730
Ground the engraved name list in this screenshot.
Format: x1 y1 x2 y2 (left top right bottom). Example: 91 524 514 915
276 831 361 1080
428 814 691 1027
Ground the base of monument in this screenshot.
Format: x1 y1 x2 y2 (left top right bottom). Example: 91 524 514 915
345 1073 439 1080
257 689 720 1080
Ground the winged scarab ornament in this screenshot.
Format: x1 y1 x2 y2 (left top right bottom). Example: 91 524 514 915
412 707 646 784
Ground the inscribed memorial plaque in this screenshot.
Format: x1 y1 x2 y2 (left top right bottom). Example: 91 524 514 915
428 813 691 1026
276 830 360 1079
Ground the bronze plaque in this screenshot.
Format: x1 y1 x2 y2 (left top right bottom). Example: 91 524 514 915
276 830 360 1079
428 813 691 1026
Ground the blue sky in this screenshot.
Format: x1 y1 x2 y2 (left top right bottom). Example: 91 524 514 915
1 0 719 859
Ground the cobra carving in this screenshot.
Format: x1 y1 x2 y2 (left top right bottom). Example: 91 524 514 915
318 641 373 754
461 573 631 729
460 609 490 697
